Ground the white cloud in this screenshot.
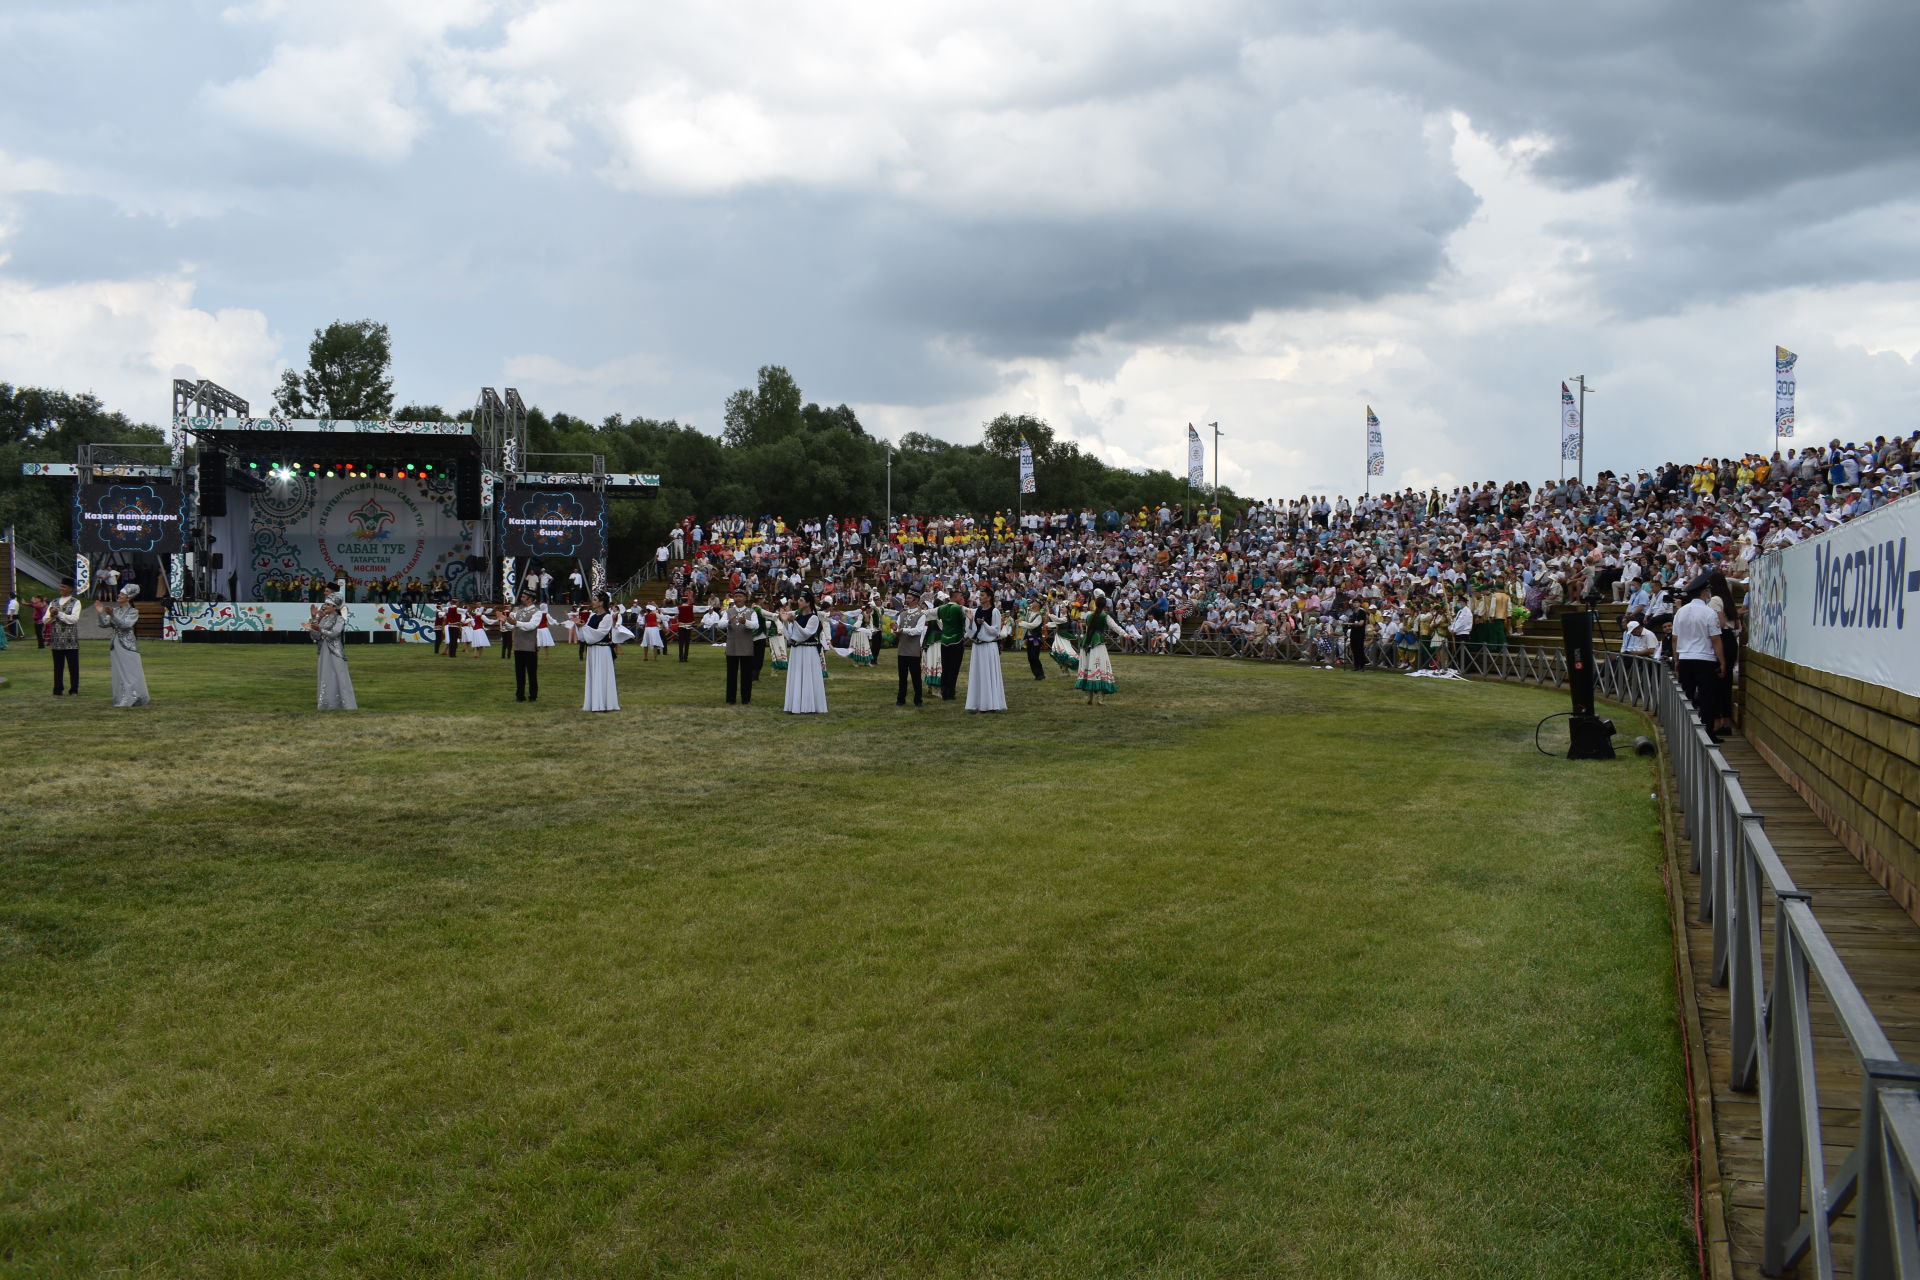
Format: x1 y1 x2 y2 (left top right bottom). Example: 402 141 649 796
0 271 279 423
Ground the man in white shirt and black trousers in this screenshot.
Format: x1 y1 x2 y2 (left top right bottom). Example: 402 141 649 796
1671 578 1727 741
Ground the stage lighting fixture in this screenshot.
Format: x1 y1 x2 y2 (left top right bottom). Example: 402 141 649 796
248 461 258 469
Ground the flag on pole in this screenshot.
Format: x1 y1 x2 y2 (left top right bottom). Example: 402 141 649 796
1365 407 1385 477
1560 382 1582 462
1187 424 1206 487
1018 439 1036 494
1775 346 1797 439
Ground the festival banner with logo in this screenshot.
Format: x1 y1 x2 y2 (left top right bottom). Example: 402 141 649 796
1748 492 1919 697
1560 383 1582 464
1187 424 1206 487
498 486 607 562
1365 407 1385 477
74 481 187 556
1776 346 1798 439
1019 441 1036 495
210 475 477 599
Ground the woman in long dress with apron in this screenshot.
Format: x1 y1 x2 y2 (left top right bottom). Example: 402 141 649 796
965 592 1008 712
575 590 633 712
767 598 790 671
95 584 150 707
302 591 358 709
781 596 828 714
1075 591 1125 706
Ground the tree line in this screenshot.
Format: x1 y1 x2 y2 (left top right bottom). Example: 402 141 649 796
2 321 1241 583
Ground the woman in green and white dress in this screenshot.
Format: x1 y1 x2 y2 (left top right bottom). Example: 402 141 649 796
1074 591 1126 705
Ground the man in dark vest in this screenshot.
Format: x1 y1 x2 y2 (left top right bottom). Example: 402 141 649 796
936 588 966 701
509 591 542 702
723 588 762 705
894 590 929 706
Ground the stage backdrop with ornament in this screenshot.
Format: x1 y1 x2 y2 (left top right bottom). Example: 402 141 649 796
497 486 606 563
75 481 187 557
208 475 478 599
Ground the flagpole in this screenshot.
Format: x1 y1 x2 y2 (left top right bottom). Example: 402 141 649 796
1571 374 1594 485
1209 422 1221 507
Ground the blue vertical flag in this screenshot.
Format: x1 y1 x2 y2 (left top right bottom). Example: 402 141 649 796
1019 439 1036 494
1775 346 1797 439
1365 407 1385 476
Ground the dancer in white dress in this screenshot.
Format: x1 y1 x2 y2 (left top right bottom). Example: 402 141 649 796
95 585 150 707
964 592 1008 712
781 596 828 714
575 590 633 712
302 590 358 710
465 606 491 655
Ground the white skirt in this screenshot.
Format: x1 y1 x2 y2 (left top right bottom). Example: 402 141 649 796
643 626 663 647
783 645 828 713
465 626 490 648
582 645 619 711
965 641 1007 711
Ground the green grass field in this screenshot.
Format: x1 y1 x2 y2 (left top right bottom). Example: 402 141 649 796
0 640 1690 1278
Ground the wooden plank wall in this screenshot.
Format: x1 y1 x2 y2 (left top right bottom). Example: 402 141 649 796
1742 649 1920 925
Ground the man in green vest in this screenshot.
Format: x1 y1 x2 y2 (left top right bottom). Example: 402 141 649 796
936 589 967 702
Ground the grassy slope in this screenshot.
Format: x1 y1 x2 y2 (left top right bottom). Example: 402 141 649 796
0 641 1688 1278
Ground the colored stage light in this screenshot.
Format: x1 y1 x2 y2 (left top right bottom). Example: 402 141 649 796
248 461 258 469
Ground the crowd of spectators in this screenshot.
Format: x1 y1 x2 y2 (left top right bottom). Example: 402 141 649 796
648 433 1912 673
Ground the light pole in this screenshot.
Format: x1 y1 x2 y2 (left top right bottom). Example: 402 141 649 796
1570 374 1595 485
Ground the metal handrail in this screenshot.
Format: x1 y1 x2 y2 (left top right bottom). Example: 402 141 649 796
1123 633 1920 1274
1450 646 1920 1278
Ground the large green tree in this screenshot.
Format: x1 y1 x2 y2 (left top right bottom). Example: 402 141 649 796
721 365 804 449
273 320 395 420
0 384 165 572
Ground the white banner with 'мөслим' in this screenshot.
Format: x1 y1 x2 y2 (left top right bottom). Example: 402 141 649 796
1748 492 1920 697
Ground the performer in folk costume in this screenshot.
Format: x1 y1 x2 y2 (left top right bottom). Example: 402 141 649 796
575 590 633 713
893 590 929 706
464 605 492 655
780 594 828 714
640 604 665 660
935 589 966 701
1019 599 1048 681
848 597 877 666
535 600 557 651
922 615 944 692
1047 600 1080 672
301 590 358 710
964 591 1009 713
723 587 763 705
48 578 82 695
767 597 791 671
1074 590 1127 705
439 602 462 657
94 584 151 708
509 590 543 702
496 602 513 658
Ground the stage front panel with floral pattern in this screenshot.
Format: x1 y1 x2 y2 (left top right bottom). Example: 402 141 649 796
164 602 439 641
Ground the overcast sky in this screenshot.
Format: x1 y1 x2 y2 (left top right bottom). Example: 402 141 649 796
3 0 1916 498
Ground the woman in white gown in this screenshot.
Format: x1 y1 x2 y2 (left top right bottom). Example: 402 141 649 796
964 592 1008 712
302 590 358 710
781 596 828 714
95 584 151 707
575 590 633 712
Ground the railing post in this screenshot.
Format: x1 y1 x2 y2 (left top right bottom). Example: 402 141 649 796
1730 813 1769 1089
1763 896 1831 1279
1854 1063 1920 1280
